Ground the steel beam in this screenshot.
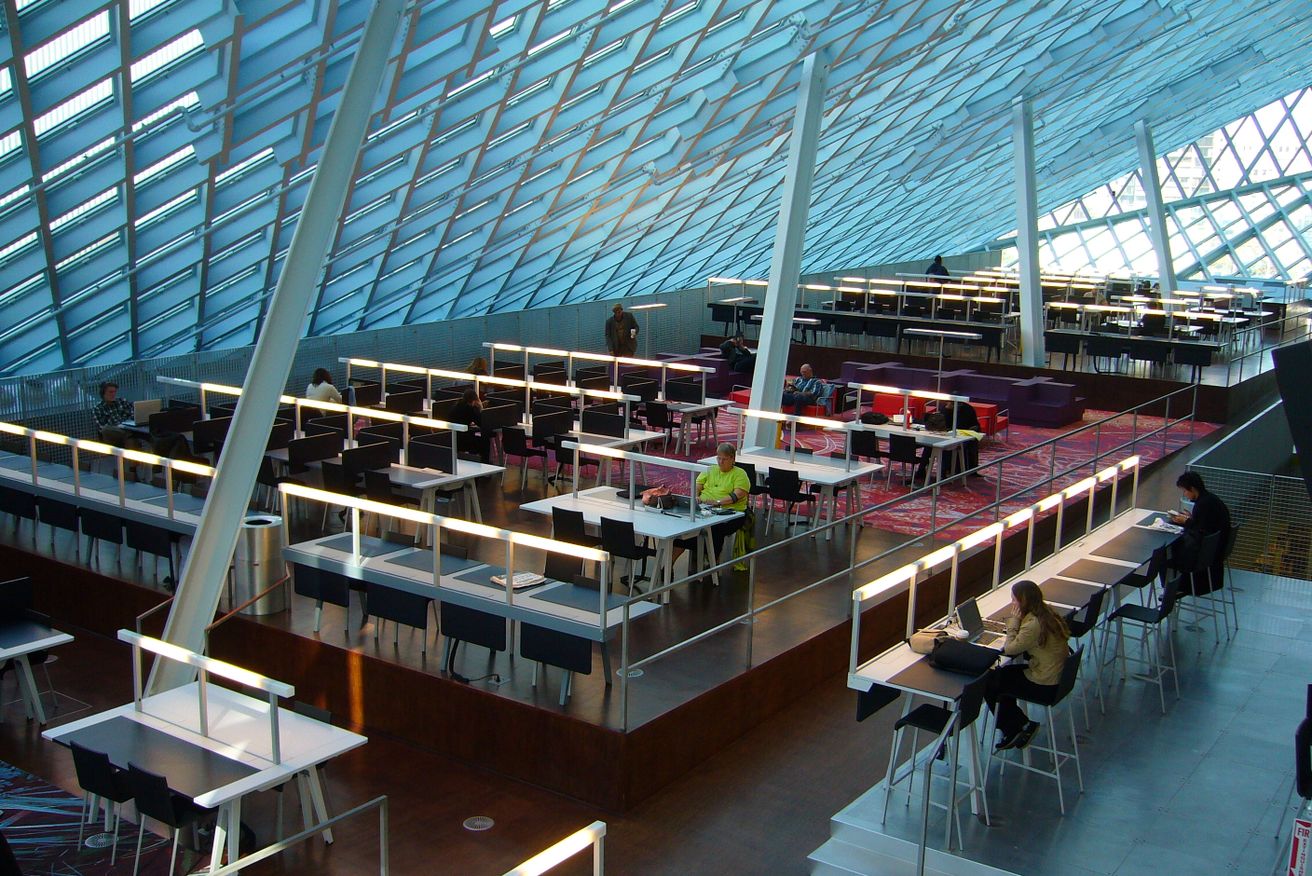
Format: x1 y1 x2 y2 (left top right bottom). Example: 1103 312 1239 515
1135 119 1177 295
1012 98 1045 368
747 51 830 447
150 0 407 692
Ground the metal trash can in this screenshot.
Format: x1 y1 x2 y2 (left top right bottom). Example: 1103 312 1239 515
231 515 287 615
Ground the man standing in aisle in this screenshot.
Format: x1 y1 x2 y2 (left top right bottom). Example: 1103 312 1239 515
925 255 949 282
606 302 639 357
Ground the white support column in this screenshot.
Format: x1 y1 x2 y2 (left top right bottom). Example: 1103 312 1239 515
1135 119 1177 296
1012 99 1045 368
150 0 407 692
747 51 830 447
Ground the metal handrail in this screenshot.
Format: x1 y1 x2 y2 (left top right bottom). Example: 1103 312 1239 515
616 383 1199 721
134 596 174 635
203 795 389 875
203 574 290 654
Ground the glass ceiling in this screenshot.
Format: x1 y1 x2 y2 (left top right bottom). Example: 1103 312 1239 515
0 0 1308 374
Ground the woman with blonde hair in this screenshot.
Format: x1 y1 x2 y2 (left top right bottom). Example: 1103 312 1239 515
985 579 1071 751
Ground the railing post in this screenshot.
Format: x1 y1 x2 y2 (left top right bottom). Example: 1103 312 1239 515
994 460 1003 520
1131 409 1138 448
1093 422 1102 473
744 555 757 669
380 796 389 876
1048 442 1057 494
1162 395 1171 454
620 602 631 732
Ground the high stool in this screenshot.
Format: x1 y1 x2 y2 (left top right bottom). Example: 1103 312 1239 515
987 647 1084 815
1065 589 1108 727
882 673 990 851
1107 573 1183 714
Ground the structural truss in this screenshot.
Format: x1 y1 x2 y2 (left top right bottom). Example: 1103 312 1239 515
997 87 1312 282
0 0 1308 374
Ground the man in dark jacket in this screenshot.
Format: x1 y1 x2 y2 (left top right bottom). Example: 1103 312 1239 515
925 255 949 282
1169 470 1231 592
718 334 755 374
606 303 639 357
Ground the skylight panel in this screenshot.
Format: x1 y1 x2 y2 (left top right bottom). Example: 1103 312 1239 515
43 138 115 183
35 81 113 137
0 233 37 266
489 16 517 38
660 1 699 27
130 30 204 83
134 146 195 185
129 0 180 21
528 29 573 56
488 121 532 148
55 233 118 272
133 92 201 132
508 77 553 106
584 39 626 67
0 185 29 214
137 190 198 227
214 147 275 185
25 12 110 80
50 189 117 233
447 71 495 99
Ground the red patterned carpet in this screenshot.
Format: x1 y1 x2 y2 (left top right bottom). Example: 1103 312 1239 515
531 408 1217 541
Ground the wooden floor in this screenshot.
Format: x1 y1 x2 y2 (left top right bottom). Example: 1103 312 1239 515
0 412 1241 874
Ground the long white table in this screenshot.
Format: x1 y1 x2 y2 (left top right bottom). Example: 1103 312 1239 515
44 682 366 871
283 533 661 641
665 398 732 455
520 485 744 594
707 446 883 539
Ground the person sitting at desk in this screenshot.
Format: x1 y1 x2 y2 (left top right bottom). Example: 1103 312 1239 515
92 381 135 446
671 443 753 570
782 364 823 415
1169 470 1231 591
448 388 491 463
305 368 343 404
719 334 755 374
985 579 1071 751
927 399 982 476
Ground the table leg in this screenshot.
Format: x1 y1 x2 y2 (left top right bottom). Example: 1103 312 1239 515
853 481 864 528
305 769 336 844
210 801 233 872
467 483 483 523
15 656 44 723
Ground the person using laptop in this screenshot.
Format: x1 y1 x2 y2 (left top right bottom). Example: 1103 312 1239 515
91 381 135 447
985 579 1071 751
671 443 752 572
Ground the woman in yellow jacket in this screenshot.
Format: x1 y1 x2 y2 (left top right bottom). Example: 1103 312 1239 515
986 579 1071 751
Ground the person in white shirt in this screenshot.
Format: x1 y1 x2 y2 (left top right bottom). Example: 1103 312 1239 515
305 368 343 404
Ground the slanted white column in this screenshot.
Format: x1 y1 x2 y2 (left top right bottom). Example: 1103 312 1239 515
747 51 830 447
1135 119 1177 296
1012 99 1045 368
151 0 407 692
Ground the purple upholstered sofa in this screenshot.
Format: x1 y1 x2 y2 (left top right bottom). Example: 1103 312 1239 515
1007 378 1086 428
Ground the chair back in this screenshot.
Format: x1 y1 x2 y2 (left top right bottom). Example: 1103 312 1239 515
320 461 358 495
850 429 881 460
70 741 129 802
1080 588 1107 629
887 433 920 464
1051 645 1084 704
766 467 801 499
956 671 990 727
1222 523 1240 565
500 427 529 455
1195 530 1222 572
645 402 672 429
551 507 590 546
736 460 758 485
363 470 396 504
1144 545 1168 585
599 517 639 558
126 763 185 827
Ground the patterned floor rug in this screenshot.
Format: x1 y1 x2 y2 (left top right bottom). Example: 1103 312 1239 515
0 759 179 875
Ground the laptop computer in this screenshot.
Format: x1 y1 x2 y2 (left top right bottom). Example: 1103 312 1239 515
956 597 1007 648
125 398 162 427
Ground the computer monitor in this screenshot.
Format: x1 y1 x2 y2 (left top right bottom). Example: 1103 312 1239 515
383 389 424 414
342 441 393 477
132 399 162 424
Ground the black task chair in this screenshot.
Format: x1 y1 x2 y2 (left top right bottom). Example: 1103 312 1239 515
884 434 925 489
1065 589 1109 727
318 462 360 532
642 401 676 452
735 460 771 509
600 517 657 594
125 763 209 876
80 507 125 569
1107 575 1183 714
552 506 601 549
70 741 133 864
501 427 548 491
1174 530 1225 645
763 468 815 532
125 521 181 587
988 647 1085 815
882 673 990 850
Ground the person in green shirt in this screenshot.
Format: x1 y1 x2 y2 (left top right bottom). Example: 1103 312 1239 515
672 443 752 570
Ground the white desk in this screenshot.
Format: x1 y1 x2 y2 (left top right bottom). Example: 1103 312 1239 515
665 398 732 454
0 620 72 724
44 682 366 870
709 446 882 538
858 421 971 485
385 459 504 523
520 486 744 593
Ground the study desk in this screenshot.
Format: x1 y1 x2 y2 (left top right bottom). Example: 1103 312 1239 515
0 451 202 535
0 619 72 724
709 446 882 539
283 533 660 642
856 421 972 484
381 459 504 523
507 423 665 485
520 486 744 593
664 398 733 454
44 682 366 871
